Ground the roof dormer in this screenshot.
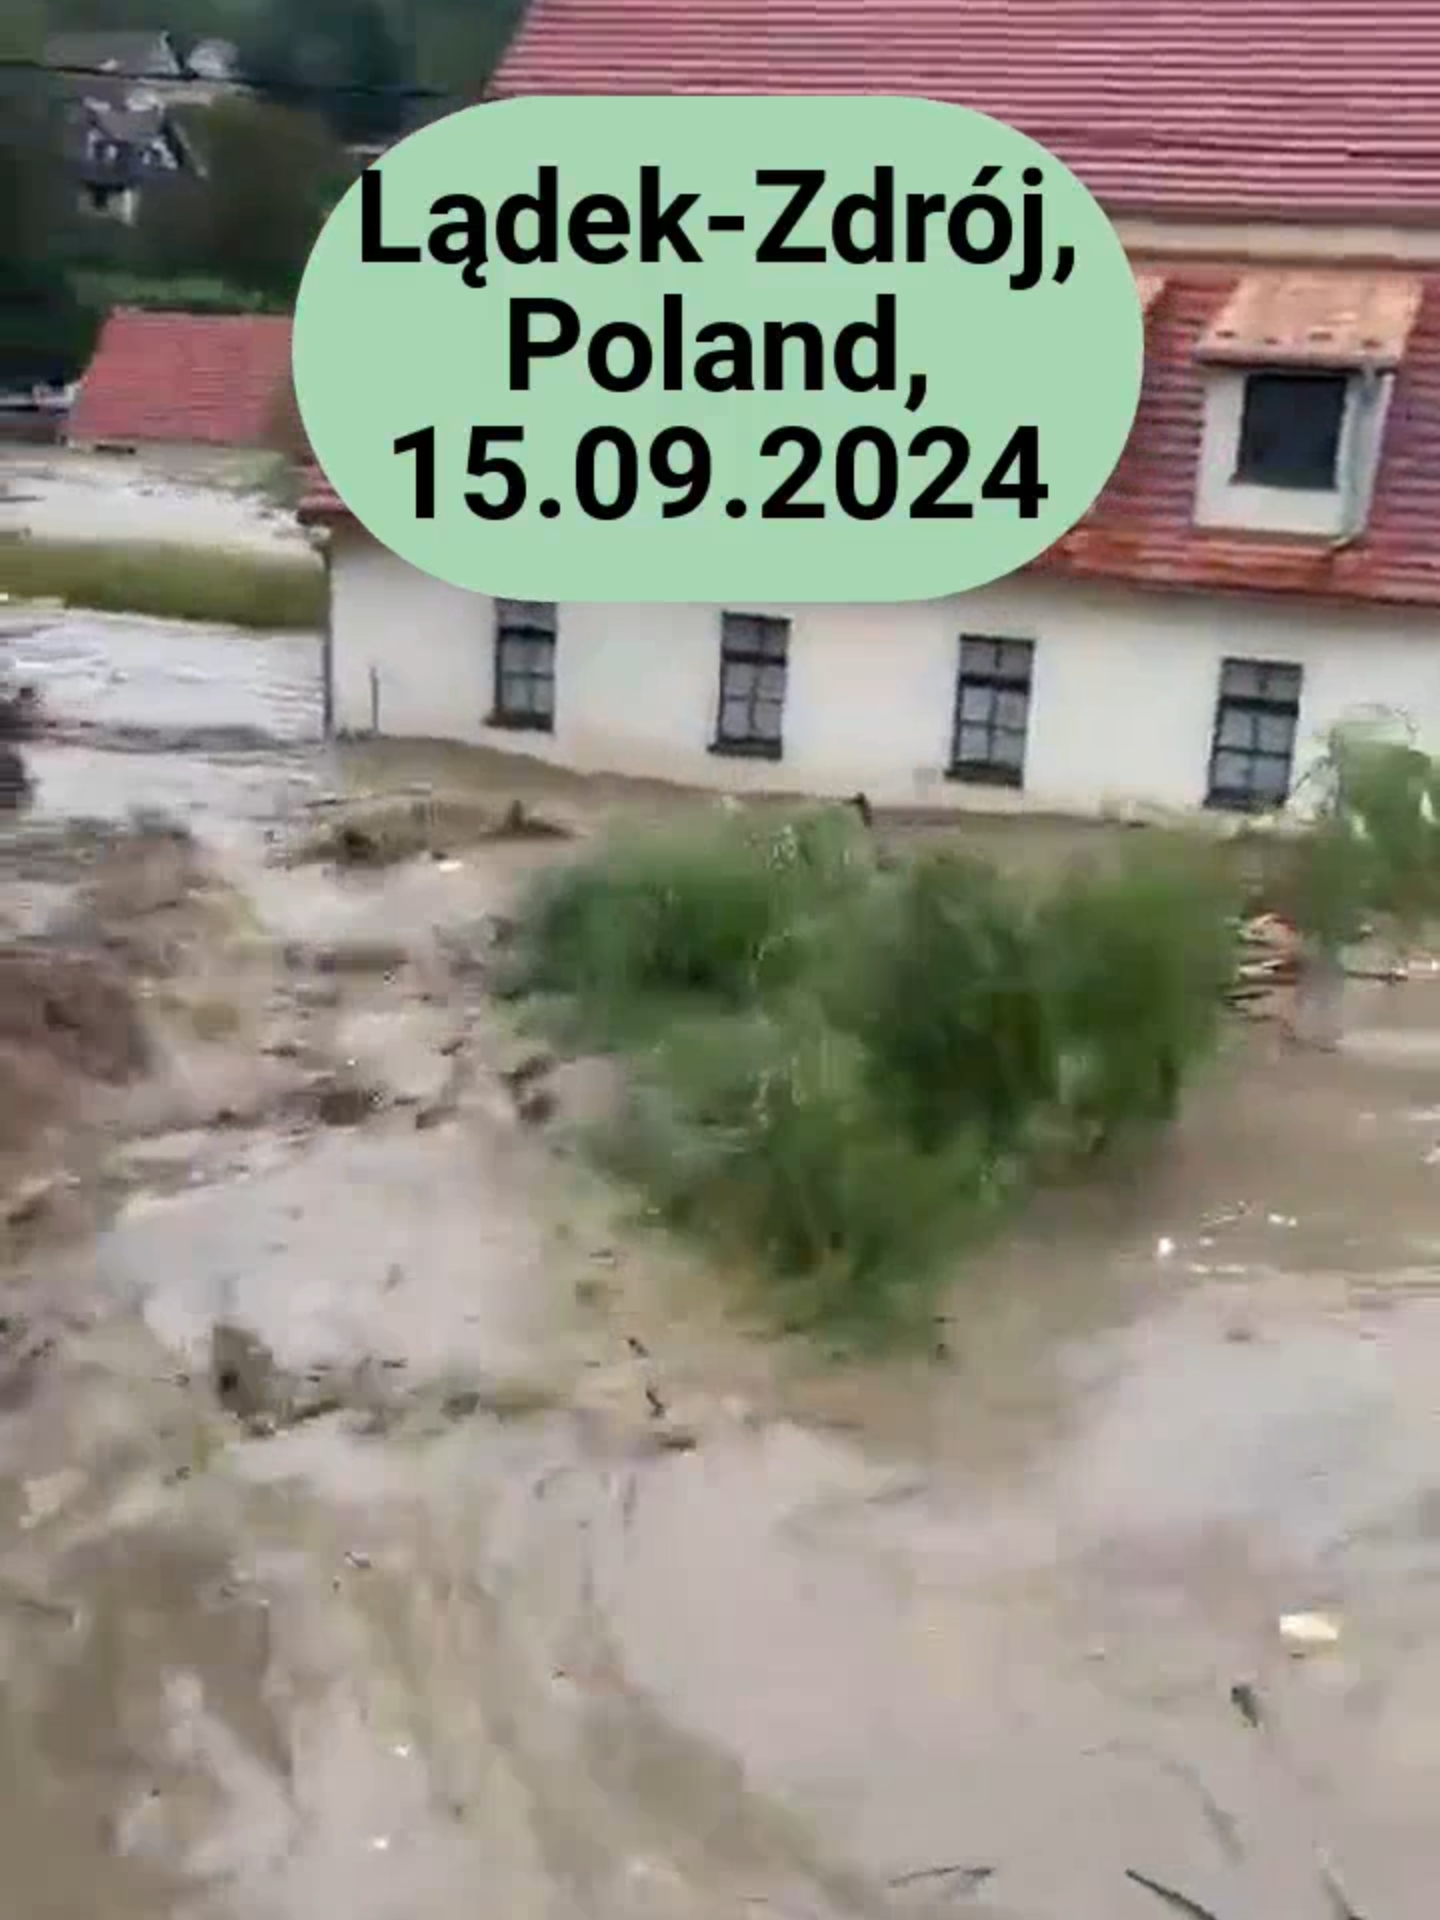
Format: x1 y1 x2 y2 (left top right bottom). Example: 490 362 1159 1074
1191 271 1421 541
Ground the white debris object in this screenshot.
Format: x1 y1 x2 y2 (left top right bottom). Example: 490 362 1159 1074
1278 1610 1342 1650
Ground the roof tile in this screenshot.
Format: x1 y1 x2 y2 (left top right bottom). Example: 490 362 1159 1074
493 0 1440 223
1135 272 1166 315
68 309 294 450
1039 261 1440 606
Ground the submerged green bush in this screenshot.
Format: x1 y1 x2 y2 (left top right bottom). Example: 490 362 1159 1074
611 1001 1002 1340
831 853 1057 1157
507 807 871 1035
512 808 1241 1341
1292 722 1440 950
0 538 323 631
1036 839 1240 1152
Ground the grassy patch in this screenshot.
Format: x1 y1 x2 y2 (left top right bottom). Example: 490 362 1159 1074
68 271 286 317
0 538 323 631
505 809 1243 1346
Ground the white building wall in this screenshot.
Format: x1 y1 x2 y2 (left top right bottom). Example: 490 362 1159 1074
328 527 1440 817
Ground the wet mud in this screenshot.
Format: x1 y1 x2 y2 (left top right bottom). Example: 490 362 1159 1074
1 611 1439 1919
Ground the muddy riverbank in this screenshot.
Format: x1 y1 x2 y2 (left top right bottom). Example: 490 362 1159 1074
1 610 1439 1920
1 448 310 559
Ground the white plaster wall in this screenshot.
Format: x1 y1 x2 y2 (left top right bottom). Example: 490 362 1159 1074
328 527 1440 816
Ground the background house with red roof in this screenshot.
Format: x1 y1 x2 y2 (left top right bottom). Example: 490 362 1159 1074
301 0 1440 820
70 309 294 457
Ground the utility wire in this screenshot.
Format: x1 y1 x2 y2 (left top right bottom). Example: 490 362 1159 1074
0 56 466 103
3 58 1439 166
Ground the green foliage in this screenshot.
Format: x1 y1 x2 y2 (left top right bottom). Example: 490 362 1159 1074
404 0 527 103
0 275 102 388
832 853 1056 1157
157 96 349 303
510 812 1240 1343
0 33 98 386
507 809 870 1035
7 0 529 337
0 537 324 630
1286 719 1440 954
1035 838 1239 1150
237 0 413 145
615 1003 995 1341
69 270 284 314
40 0 251 36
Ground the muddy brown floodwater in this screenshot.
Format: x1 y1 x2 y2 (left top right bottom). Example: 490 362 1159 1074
2 611 1440 1920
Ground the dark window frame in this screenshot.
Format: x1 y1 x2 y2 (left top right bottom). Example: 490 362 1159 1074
488 598 556 733
948 635 1035 789
1233 369 1349 493
711 611 789 760
1205 656 1302 813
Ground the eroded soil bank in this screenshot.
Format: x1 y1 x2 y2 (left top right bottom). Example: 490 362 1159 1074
2 612 1440 1920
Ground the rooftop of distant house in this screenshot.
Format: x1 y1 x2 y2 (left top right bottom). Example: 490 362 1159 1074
493 0 1440 226
44 28 237 90
44 29 182 79
70 309 294 451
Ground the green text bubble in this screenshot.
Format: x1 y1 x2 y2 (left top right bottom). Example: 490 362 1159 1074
293 95 1144 603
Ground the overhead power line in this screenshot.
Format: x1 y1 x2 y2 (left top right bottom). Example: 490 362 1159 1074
3 58 1439 166
0 56 464 103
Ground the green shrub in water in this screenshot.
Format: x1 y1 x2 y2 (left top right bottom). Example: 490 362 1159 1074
508 807 870 1036
829 852 1057 1157
1297 722 1440 950
513 808 1241 1340
1036 838 1241 1151
612 1001 1002 1340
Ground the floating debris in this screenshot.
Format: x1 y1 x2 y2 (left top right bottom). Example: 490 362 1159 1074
1278 1610 1342 1651
886 1862 994 1895
1124 1867 1221 1920
1229 1681 1263 1729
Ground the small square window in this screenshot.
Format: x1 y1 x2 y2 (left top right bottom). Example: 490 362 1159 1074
713 612 789 758
1233 371 1348 493
490 599 556 732
949 635 1034 789
1206 655 1302 813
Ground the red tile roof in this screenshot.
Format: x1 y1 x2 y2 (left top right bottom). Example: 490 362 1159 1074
68 309 294 450
493 0 1440 224
1039 262 1440 608
298 468 344 523
300 258 1440 611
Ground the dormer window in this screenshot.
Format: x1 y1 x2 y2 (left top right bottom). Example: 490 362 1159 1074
1193 272 1421 539
1233 369 1348 493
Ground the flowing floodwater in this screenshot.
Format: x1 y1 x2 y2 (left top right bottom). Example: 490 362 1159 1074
3 611 1440 1920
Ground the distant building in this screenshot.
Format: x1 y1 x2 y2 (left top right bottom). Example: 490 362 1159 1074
68 92 198 224
69 310 294 454
180 37 240 87
43 29 182 85
45 29 231 222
